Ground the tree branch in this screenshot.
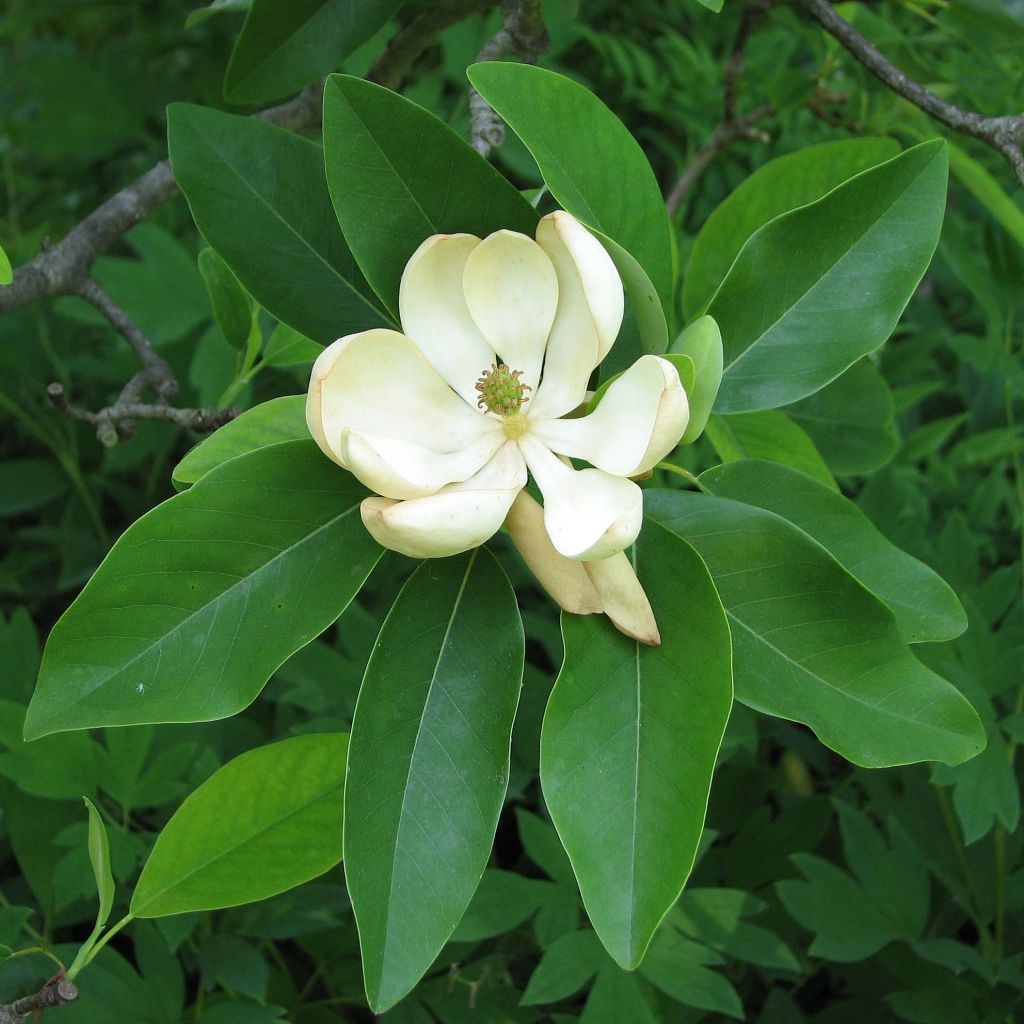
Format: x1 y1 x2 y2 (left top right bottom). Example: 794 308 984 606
666 3 773 216
469 0 549 156
796 0 1024 186
0 977 78 1024
369 0 497 90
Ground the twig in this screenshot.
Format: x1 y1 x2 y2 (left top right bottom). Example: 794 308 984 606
369 0 497 90
469 0 549 156
796 0 1024 186
666 3 773 216
75 279 177 401
47 383 239 448
0 83 325 316
0 977 78 1024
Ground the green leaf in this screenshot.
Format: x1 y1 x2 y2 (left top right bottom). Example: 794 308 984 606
704 411 837 490
582 967 658 1024
25 441 382 738
0 459 68 516
646 490 984 767
784 358 897 475
131 733 348 916
699 460 967 644
323 75 537 319
670 315 722 444
468 62 674 316
639 931 742 1018
684 137 901 316
84 797 115 927
598 235 669 357
0 945 11 964
344 549 524 1013
198 247 255 350
168 103 389 345
263 323 323 367
521 930 606 1005
541 526 733 969
450 868 553 943
708 140 948 412
224 0 403 103
0 242 12 285
947 140 1024 253
173 396 309 488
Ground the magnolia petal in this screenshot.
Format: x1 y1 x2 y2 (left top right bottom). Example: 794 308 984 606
359 441 526 558
462 230 558 392
306 328 497 467
399 234 496 406
533 355 689 477
532 212 624 419
518 435 643 560
504 491 603 615
340 429 505 501
584 553 661 647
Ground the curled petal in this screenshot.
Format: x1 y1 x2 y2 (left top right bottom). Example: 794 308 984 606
359 441 527 558
518 435 643 560
462 230 558 392
340 429 505 501
305 329 497 467
532 355 689 477
532 211 624 419
584 553 661 646
504 491 603 615
399 234 496 406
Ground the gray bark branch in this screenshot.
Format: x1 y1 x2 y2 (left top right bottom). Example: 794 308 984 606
0 977 78 1024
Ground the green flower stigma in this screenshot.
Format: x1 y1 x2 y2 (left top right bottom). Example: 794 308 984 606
474 362 532 416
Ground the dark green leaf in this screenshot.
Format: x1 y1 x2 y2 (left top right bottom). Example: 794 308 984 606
84 797 115 927
521 929 606 1005
0 459 67 516
684 137 901 316
639 930 742 1018
344 549 524 1012
198 247 254 350
709 141 948 411
25 441 382 737
263 323 323 367
468 62 674 318
323 75 537 318
168 103 389 344
224 0 404 103
541 526 732 969
700 460 966 643
132 732 348 916
172 396 308 488
647 489 984 767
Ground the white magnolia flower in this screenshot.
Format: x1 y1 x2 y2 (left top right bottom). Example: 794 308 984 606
306 211 689 644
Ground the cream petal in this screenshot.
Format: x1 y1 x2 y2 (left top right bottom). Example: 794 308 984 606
462 230 558 392
306 328 498 468
518 435 643 560
340 429 505 501
504 491 603 615
532 355 689 477
583 553 661 646
531 211 624 419
359 441 526 558
399 234 496 406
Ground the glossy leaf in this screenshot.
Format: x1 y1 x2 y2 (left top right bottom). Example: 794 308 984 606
468 62 674 313
84 797 115 927
26 441 382 738
132 733 348 916
671 315 722 444
323 75 538 318
344 549 524 1012
541 525 733 969
708 141 948 412
224 0 403 103
172 396 308 488
647 489 984 767
704 411 836 490
168 103 389 345
784 358 897 474
684 137 901 316
700 460 966 643
198 247 254 350
263 323 323 367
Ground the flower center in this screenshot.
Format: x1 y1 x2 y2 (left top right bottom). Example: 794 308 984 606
474 363 532 417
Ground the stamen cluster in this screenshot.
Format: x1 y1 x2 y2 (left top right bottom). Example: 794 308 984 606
475 363 532 416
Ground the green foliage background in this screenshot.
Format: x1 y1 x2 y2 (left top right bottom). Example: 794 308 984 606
1 0 1022 1021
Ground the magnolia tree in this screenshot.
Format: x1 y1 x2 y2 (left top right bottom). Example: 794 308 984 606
6 0 1020 1018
